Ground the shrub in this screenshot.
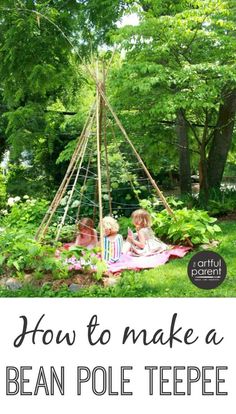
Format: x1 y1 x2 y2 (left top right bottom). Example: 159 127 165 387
6 163 53 198
152 208 221 245
139 197 221 245
180 188 236 216
206 188 236 216
2 196 48 230
0 228 68 279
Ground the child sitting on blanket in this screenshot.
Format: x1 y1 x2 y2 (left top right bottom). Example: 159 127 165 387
102 216 123 263
75 218 98 249
123 209 168 256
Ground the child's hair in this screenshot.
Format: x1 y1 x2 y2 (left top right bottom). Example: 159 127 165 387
102 216 119 234
131 209 152 228
78 218 95 238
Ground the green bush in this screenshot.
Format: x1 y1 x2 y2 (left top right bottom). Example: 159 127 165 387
0 228 68 279
2 196 48 230
206 188 236 216
152 208 221 245
6 164 53 199
180 188 236 216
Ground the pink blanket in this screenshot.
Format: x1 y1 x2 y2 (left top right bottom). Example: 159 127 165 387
67 246 190 274
107 246 190 272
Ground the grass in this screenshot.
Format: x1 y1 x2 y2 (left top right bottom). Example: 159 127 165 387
0 220 235 298
115 220 236 298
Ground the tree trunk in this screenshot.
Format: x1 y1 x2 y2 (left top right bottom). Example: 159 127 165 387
199 145 209 204
207 89 236 189
176 110 192 194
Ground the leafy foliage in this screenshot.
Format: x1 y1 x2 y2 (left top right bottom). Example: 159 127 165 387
61 245 107 281
194 187 236 216
0 229 68 279
206 189 236 216
0 171 6 209
153 208 221 245
0 1 235 294
6 163 53 198
1 196 48 230
140 198 221 244
110 0 236 194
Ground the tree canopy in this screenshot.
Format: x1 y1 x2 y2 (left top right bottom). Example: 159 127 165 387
110 0 236 196
0 0 235 203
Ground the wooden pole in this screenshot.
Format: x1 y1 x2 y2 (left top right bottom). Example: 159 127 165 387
96 64 104 259
93 180 98 223
75 150 93 226
36 131 86 240
84 67 174 216
98 86 175 216
35 103 96 241
98 90 193 247
55 130 90 241
103 127 112 215
102 62 112 215
108 121 140 204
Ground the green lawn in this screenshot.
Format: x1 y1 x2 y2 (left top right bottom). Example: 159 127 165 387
114 220 236 298
0 220 235 298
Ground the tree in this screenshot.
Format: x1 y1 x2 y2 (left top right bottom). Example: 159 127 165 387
176 109 192 194
0 0 127 195
110 0 236 199
207 89 236 189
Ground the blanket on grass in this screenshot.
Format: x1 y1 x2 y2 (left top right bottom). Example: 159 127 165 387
67 246 190 274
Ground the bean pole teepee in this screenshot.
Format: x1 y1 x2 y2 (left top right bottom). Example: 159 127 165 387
35 62 180 255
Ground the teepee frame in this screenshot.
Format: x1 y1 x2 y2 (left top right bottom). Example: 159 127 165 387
36 65 179 252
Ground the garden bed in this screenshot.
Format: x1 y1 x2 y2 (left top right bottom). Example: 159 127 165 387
0 271 106 292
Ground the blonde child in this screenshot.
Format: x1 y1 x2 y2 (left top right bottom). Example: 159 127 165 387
75 218 98 249
102 216 123 263
124 209 168 256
